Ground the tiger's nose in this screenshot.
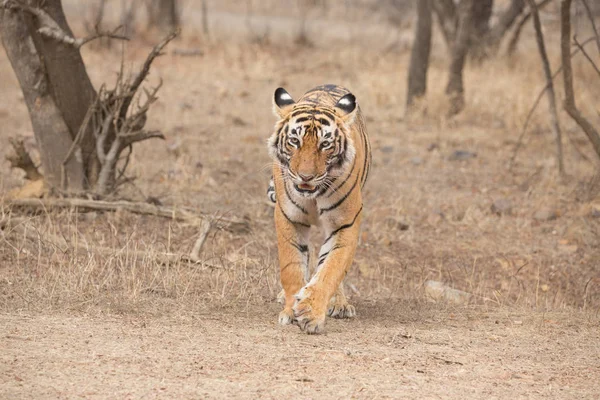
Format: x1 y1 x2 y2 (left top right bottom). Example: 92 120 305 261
299 173 315 182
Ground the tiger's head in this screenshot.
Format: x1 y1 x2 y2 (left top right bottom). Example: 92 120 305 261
268 87 357 198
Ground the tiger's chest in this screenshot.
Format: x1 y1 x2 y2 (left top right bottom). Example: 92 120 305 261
280 179 351 229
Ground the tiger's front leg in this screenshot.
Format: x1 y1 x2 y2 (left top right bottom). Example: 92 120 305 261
293 209 362 334
274 204 310 325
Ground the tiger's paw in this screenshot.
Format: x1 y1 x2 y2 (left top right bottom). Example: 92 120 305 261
328 302 356 319
278 308 295 325
293 287 326 334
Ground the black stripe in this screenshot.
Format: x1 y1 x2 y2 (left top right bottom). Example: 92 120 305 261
278 202 310 228
324 206 362 244
317 110 336 121
318 118 330 126
327 157 356 198
317 244 345 267
284 181 308 214
291 242 309 253
319 172 359 214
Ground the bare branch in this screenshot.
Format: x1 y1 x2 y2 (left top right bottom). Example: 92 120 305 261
1 0 128 48
118 30 179 125
580 0 600 55
510 37 596 168
507 0 554 56
119 130 165 149
527 0 565 174
573 35 600 78
6 137 42 181
561 0 600 159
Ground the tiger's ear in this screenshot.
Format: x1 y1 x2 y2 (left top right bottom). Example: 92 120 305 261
334 93 357 125
273 87 295 119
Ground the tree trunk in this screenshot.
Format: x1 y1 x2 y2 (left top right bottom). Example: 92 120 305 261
528 0 565 174
470 0 493 61
26 0 100 184
0 3 88 190
432 0 457 49
406 0 432 111
446 0 475 116
148 0 179 33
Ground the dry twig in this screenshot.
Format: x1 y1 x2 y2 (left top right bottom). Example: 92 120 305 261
189 220 212 263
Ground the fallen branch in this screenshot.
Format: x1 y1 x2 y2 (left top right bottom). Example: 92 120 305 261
560 0 600 159
7 198 250 233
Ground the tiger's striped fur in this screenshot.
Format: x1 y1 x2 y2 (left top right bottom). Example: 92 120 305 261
267 84 371 334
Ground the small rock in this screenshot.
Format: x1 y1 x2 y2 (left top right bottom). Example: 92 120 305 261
534 208 559 221
448 150 477 161
397 222 410 231
424 280 472 304
427 143 439 152
380 146 394 154
410 156 423 165
230 116 247 126
491 198 512 215
591 204 600 218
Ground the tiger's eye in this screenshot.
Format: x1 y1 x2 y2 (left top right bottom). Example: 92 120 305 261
289 137 300 146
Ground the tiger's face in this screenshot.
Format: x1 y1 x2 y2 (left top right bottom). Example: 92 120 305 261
269 88 357 198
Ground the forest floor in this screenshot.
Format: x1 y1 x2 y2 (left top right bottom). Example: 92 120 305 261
1 18 600 399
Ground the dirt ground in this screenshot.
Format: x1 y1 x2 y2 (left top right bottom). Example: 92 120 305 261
1 3 600 399
2 307 600 399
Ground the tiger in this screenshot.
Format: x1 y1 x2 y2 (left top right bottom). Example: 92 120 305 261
267 84 371 334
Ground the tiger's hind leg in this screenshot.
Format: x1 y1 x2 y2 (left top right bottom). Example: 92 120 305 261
328 283 356 319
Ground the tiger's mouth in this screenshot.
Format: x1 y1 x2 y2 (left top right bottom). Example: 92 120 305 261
294 183 318 194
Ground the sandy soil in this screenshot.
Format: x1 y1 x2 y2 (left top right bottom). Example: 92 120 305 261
2 307 599 399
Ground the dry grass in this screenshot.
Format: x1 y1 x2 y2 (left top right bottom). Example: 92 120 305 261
1 7 599 321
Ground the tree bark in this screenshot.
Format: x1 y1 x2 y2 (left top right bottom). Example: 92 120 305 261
26 0 100 183
528 0 565 174
0 5 85 190
446 0 474 116
406 0 432 110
